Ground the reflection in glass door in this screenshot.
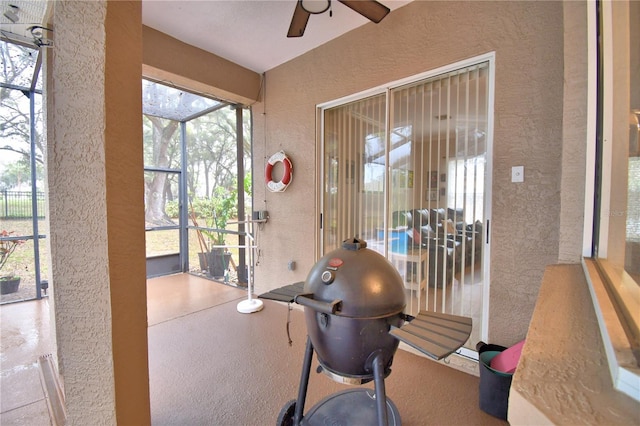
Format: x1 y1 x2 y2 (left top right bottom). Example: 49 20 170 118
389 62 490 349
320 57 493 349
322 94 387 253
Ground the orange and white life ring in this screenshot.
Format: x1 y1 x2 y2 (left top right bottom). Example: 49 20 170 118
265 150 293 192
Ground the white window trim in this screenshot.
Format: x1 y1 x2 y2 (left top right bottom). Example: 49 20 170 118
582 0 640 402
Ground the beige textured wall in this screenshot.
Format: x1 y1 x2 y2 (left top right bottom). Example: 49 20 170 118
252 0 567 345
142 26 261 106
559 1 588 263
48 1 149 424
509 265 640 425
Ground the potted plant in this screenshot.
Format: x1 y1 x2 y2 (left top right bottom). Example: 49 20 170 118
0 230 25 295
192 186 237 278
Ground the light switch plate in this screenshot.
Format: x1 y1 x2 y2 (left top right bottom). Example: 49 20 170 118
512 166 524 183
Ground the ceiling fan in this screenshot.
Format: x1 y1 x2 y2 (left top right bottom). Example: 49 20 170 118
287 0 390 38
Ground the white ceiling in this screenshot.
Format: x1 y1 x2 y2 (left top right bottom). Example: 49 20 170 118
0 0 412 73
142 0 413 73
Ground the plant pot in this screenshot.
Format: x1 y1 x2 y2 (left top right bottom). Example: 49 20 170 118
0 276 21 295
198 252 209 272
208 249 231 278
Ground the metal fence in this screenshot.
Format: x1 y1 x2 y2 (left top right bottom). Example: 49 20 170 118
0 190 46 219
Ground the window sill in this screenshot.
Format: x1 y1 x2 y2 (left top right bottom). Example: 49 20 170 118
509 264 639 425
583 258 640 401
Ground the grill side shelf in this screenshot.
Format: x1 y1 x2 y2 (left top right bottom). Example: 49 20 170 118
390 310 472 360
258 281 305 303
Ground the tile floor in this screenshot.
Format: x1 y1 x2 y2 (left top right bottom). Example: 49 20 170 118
0 297 53 425
1 273 506 426
0 273 243 425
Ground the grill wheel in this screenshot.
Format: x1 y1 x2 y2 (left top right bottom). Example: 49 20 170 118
277 399 296 426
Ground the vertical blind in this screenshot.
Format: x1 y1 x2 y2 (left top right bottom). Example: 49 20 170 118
322 62 489 349
323 94 387 253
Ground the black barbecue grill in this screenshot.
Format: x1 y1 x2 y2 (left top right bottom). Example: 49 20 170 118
260 238 472 426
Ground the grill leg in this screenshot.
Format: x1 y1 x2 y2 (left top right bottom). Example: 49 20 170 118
294 336 314 425
371 353 389 426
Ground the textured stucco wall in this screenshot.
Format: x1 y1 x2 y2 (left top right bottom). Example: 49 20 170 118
558 1 589 263
48 1 149 424
142 26 261 106
252 0 567 345
509 265 640 425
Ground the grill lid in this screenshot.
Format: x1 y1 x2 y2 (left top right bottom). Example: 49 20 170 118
304 238 405 318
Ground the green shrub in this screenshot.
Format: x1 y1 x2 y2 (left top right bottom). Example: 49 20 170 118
166 200 179 218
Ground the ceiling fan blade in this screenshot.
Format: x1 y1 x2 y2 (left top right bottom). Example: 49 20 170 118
338 0 390 23
287 1 311 38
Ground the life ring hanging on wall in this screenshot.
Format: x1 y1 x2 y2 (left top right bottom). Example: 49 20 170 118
265 150 293 192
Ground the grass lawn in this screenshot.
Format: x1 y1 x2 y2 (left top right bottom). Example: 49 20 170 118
1 217 246 303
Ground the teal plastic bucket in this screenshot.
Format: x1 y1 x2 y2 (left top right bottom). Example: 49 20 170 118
478 349 513 420
480 351 514 377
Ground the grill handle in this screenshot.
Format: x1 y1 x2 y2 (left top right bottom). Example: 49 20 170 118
295 293 342 315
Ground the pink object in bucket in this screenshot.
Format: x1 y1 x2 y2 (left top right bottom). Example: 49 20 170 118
490 340 525 374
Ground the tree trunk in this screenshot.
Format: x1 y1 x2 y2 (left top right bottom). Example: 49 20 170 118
145 117 178 226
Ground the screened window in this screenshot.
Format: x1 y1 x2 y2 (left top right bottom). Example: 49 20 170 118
0 40 48 304
141 78 251 282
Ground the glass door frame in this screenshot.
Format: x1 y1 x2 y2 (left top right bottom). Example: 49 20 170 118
316 53 495 348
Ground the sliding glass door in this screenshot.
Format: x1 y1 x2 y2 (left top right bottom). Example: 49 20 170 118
320 57 493 349
322 94 387 253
